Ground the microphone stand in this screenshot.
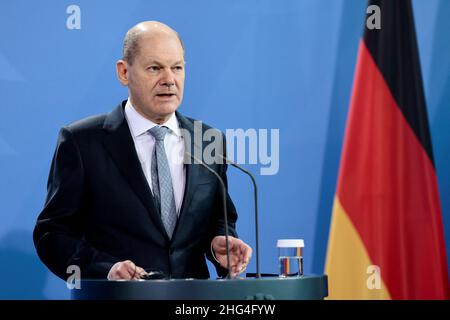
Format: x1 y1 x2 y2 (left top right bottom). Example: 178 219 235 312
218 154 261 278
186 152 232 279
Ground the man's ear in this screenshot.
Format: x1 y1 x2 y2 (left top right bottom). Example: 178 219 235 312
116 60 129 86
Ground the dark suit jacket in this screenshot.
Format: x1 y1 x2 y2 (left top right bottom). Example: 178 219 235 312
33 101 238 280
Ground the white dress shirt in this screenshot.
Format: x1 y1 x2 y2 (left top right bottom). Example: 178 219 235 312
124 99 185 215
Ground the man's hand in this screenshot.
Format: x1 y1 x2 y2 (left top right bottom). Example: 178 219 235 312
107 260 146 280
211 236 252 277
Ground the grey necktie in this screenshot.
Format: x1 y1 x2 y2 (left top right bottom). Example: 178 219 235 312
149 126 177 238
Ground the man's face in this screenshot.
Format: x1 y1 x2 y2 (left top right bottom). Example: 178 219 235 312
118 32 185 122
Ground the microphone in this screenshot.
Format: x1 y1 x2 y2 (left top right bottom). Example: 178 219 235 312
216 153 261 278
185 152 232 279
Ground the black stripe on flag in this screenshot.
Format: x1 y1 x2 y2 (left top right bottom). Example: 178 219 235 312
363 0 435 166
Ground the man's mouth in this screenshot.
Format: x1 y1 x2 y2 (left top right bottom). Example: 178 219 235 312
156 93 176 98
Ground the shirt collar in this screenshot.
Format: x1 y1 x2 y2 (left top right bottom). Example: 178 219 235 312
124 99 182 138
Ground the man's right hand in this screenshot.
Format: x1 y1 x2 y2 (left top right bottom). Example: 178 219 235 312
107 260 146 280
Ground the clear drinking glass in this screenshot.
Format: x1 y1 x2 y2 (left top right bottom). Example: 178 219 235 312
277 239 304 277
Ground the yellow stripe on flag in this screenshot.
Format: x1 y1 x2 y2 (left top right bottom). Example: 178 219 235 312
325 197 391 299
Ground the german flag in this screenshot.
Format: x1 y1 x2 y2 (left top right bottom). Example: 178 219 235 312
325 0 449 299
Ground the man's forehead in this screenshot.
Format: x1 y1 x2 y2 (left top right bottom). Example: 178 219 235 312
136 37 184 61
138 32 183 51
142 57 185 65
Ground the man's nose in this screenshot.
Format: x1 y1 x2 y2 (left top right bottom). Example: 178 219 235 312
160 68 175 88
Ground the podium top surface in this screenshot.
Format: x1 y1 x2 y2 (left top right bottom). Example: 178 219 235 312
72 274 328 300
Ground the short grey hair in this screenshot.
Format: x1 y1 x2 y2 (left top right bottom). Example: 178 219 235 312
122 28 185 65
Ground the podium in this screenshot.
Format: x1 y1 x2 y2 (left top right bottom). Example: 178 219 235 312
71 274 328 300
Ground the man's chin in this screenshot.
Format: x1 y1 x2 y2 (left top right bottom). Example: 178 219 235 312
144 104 180 123
156 103 180 115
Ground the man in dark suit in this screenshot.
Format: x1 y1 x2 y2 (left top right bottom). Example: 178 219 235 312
33 21 252 281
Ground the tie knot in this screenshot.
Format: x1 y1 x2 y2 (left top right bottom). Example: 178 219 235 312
149 126 169 141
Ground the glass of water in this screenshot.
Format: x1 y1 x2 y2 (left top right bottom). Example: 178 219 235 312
277 239 304 277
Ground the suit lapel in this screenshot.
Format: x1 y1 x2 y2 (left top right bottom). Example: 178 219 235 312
102 102 169 240
176 112 201 235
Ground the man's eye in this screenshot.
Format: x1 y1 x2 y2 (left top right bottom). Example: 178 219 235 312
173 66 183 72
147 66 160 72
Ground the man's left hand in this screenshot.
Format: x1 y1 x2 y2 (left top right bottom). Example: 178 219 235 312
211 235 252 277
